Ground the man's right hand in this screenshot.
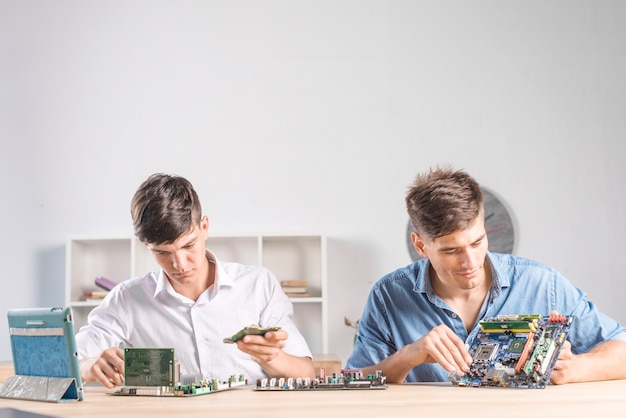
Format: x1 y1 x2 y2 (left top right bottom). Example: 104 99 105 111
80 346 125 388
408 324 473 376
363 323 473 383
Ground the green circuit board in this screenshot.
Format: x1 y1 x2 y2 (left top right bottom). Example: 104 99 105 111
123 348 175 387
223 326 281 344
255 369 387 391
112 348 247 397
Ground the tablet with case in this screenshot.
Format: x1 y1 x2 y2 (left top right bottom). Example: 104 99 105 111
0 306 84 402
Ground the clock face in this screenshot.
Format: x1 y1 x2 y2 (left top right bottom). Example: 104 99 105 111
406 186 515 261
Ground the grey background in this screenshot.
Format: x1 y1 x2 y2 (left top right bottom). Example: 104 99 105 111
1 0 625 364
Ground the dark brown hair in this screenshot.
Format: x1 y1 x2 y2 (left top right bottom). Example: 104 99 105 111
130 173 202 245
406 166 483 239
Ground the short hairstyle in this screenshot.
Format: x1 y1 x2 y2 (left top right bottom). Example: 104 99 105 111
130 173 202 245
405 166 483 239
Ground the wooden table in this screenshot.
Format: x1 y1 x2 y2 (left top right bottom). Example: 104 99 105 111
1 365 625 417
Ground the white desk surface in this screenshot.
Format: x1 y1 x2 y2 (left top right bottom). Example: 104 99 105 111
1 364 625 417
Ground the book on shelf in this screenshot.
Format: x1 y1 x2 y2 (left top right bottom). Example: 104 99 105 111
84 290 109 300
281 286 307 293
285 292 310 297
280 280 307 287
280 280 308 297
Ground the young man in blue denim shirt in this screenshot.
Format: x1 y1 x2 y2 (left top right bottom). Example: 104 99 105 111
346 166 626 384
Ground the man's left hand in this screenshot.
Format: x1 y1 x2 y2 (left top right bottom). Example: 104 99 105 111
551 340 574 384
236 328 288 364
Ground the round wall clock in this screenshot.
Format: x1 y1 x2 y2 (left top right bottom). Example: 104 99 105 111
406 186 516 261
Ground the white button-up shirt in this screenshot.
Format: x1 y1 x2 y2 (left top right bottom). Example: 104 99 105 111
76 251 312 382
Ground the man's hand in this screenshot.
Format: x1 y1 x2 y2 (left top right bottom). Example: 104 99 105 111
549 310 575 385
236 328 287 364
367 324 473 383
81 347 125 389
551 340 575 385
235 327 315 379
407 324 473 376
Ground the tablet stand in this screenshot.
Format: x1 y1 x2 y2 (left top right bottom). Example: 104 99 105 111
0 374 80 402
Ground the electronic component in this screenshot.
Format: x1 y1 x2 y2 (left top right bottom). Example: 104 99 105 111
255 369 387 391
112 348 248 397
223 326 281 344
123 348 175 387
449 313 572 389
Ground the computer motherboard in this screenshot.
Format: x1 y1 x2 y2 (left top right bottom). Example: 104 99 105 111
255 369 387 391
449 313 572 389
112 348 247 397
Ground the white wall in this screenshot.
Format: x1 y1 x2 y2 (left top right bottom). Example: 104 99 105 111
1 0 625 365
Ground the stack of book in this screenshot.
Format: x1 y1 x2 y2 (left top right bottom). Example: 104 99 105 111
84 290 109 301
84 276 119 301
280 280 308 297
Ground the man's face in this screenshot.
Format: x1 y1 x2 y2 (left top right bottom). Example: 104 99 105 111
411 216 489 291
146 216 209 286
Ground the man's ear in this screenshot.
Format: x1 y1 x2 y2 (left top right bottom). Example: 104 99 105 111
411 232 428 258
201 215 210 238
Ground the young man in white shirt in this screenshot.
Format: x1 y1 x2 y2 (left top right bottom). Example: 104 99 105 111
77 173 315 388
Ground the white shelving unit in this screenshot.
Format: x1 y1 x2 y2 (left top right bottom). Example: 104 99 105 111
65 234 328 353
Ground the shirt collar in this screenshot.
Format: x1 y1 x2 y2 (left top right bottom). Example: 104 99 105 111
485 251 508 298
206 250 234 300
153 250 234 300
211 250 234 289
154 269 168 296
413 259 430 293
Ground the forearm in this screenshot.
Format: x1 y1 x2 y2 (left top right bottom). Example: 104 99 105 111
360 346 418 383
570 340 626 382
259 351 316 379
79 357 98 383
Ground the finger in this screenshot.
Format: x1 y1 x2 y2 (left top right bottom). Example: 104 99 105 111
263 329 288 342
109 370 125 387
438 328 473 369
242 334 286 349
96 357 125 387
550 369 566 385
104 347 126 374
449 339 473 365
436 339 470 374
418 333 465 375
249 347 280 363
239 337 284 353
557 343 572 361
91 365 116 389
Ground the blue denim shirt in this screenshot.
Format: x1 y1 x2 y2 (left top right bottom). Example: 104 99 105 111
346 252 626 382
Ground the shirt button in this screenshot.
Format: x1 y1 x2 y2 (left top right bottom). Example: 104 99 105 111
452 313 458 318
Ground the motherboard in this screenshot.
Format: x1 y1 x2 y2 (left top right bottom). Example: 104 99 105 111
255 369 387 391
112 348 247 397
449 313 572 389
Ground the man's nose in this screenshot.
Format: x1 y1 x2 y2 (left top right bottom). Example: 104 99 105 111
172 252 187 270
459 248 475 267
